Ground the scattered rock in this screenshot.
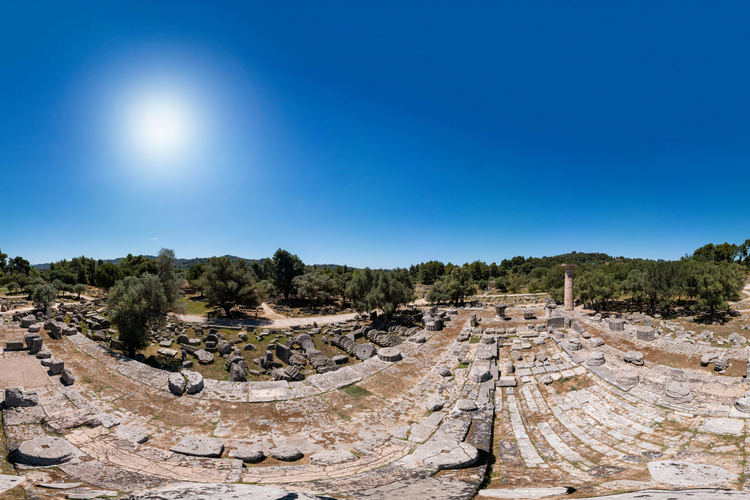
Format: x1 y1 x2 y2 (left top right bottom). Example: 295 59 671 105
229 445 264 463
61 369 75 386
168 373 186 396
13 436 76 466
4 387 38 408
426 396 446 412
270 446 303 461
309 450 357 466
170 435 225 458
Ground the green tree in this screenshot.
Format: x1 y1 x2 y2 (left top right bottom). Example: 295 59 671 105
347 269 414 319
186 263 207 296
417 261 445 285
293 267 337 307
157 248 180 307
10 256 30 276
109 274 168 358
32 283 57 311
73 283 87 300
94 263 124 289
426 281 449 305
693 261 746 317
575 266 615 312
271 249 305 300
0 249 7 273
203 257 261 316
7 281 19 294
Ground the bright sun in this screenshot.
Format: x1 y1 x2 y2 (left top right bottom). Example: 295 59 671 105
127 94 192 161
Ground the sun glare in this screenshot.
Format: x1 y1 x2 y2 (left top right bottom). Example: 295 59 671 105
127 94 192 161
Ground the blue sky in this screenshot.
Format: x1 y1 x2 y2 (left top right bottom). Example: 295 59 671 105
1 2 748 267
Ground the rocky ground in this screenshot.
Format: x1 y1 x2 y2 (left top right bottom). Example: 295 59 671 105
3 300 750 499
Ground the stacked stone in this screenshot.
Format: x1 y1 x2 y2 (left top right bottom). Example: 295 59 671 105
587 351 605 367
608 318 626 332
634 326 655 341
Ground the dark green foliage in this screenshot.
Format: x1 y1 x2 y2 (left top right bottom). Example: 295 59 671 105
202 256 261 316
417 261 445 285
347 268 414 319
271 249 305 300
31 283 57 311
157 248 180 307
94 263 124 289
108 274 168 358
293 267 337 307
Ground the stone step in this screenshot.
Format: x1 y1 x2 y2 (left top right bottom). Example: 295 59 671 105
505 394 547 467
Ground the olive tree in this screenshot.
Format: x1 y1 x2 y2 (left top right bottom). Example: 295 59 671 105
202 257 261 317
31 284 58 311
108 274 168 358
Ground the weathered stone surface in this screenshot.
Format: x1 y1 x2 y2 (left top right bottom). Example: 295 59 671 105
168 373 186 396
27 323 42 333
589 337 605 347
408 436 479 470
48 358 65 375
476 487 574 498
714 355 731 371
377 347 402 362
497 377 517 387
616 372 639 389
469 365 492 383
116 425 149 444
229 445 264 462
664 381 692 404
4 340 24 351
20 316 36 328
195 350 214 364
14 436 76 466
0 475 25 494
184 371 204 394
634 326 656 341
126 483 330 499
61 368 75 386
647 460 738 486
736 396 750 413
170 435 224 458
698 417 744 436
4 387 39 408
426 395 446 412
546 316 564 330
309 450 357 466
623 351 644 365
608 318 626 332
269 446 303 461
586 351 605 367
332 354 349 364
457 399 477 411
354 343 378 360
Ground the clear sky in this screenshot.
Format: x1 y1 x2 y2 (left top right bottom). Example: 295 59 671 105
1 2 748 268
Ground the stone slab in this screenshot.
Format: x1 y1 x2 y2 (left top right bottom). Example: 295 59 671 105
170 435 225 458
304 366 362 392
477 487 574 498
698 417 745 436
126 483 330 499
0 475 24 494
648 460 738 486
0 357 51 389
247 381 292 402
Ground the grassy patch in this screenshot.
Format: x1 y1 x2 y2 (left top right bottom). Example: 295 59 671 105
470 336 480 344
341 384 373 398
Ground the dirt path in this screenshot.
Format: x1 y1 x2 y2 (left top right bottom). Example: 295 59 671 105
171 308 358 329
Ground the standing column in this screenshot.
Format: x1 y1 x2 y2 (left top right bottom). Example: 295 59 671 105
562 264 576 311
